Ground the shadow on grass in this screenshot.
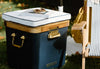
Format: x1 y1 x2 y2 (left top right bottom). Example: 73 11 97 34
61 55 82 69
61 55 100 69
0 40 100 69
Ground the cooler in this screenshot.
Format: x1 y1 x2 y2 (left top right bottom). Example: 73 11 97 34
2 8 71 69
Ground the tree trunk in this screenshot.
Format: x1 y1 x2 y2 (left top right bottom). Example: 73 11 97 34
0 0 4 3
0 26 2 29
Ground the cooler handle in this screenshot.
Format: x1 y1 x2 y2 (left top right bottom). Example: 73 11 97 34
48 27 61 39
11 33 25 48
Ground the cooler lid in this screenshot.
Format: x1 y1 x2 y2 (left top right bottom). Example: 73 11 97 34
2 7 71 27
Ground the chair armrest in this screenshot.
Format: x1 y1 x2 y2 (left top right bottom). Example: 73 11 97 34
72 21 87 30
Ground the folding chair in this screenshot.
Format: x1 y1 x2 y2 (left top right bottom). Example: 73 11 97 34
72 0 100 69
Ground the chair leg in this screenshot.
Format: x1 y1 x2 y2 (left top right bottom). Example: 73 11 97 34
82 43 86 69
82 28 88 69
82 53 86 69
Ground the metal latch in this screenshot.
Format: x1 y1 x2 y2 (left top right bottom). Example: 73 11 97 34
48 28 61 39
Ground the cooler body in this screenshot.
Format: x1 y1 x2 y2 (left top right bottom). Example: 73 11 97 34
6 25 67 69
2 8 71 69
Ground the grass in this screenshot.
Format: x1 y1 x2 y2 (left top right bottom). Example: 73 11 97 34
1 40 100 69
0 41 9 69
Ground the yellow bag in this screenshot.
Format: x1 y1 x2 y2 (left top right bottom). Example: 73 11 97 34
71 0 87 43
71 21 86 43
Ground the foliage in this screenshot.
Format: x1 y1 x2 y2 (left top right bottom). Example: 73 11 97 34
0 2 21 69
0 1 20 26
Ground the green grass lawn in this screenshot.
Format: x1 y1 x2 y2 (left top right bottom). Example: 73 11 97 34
0 1 100 69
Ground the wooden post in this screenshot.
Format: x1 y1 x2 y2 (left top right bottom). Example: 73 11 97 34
82 0 88 69
1 0 3 2
0 26 2 29
82 1 92 68
0 25 4 40
82 44 86 69
82 28 88 69
9 0 12 2
0 36 4 40
0 27 4 40
82 26 89 69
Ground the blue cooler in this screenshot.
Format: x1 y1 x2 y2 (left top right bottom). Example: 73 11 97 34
2 8 71 69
